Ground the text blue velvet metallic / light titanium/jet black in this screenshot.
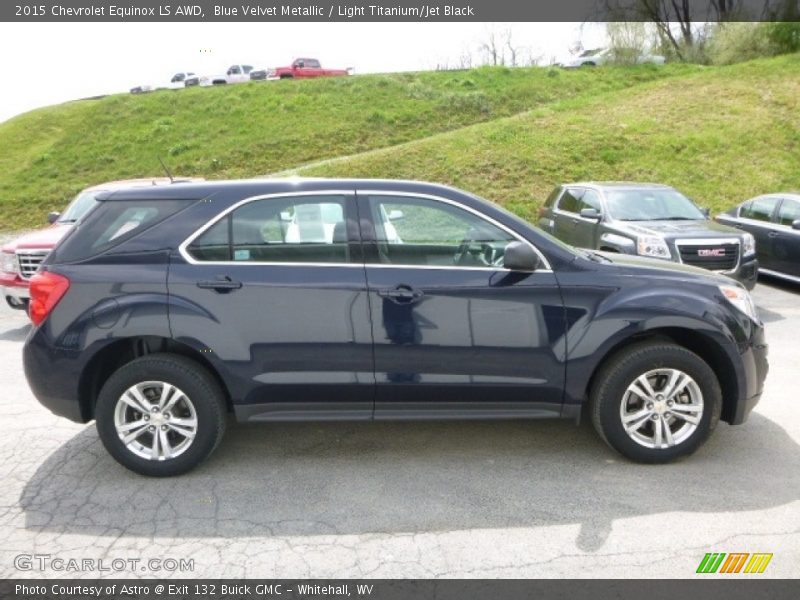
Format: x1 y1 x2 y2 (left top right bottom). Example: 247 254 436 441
22 179 769 475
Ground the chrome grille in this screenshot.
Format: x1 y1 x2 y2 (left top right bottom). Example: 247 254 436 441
676 240 740 272
16 249 49 279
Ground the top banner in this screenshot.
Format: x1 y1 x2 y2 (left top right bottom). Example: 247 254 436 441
3 0 799 22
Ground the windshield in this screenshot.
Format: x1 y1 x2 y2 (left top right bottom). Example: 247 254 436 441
605 189 705 221
58 191 100 223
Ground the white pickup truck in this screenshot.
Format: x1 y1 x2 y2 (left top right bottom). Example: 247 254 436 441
211 64 254 85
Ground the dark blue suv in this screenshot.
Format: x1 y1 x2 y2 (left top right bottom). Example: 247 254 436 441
23 179 768 476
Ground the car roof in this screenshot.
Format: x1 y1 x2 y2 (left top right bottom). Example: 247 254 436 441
83 177 204 193
98 177 473 201
561 182 676 192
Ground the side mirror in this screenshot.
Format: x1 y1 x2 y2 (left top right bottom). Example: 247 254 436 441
579 208 601 220
387 209 404 221
701 207 711 218
792 219 800 231
503 241 540 272
47 211 60 224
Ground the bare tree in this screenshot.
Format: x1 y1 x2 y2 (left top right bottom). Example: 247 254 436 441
602 0 756 61
480 28 503 66
504 28 522 67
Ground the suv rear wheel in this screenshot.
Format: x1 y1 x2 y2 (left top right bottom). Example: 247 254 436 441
95 354 226 476
590 342 721 463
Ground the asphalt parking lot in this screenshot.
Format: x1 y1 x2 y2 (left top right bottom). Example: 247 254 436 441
0 278 798 579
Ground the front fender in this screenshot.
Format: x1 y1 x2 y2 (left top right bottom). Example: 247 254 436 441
558 276 751 412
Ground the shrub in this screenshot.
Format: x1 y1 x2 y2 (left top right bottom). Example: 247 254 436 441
707 23 774 65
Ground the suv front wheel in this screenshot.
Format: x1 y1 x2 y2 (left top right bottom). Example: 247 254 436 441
591 342 722 463
95 354 227 476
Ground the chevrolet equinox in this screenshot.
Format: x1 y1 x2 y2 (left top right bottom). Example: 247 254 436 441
22 179 769 476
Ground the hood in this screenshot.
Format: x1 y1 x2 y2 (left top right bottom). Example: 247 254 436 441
3 224 73 251
594 250 734 286
620 218 741 238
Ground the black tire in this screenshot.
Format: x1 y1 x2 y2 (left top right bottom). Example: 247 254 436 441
590 341 721 463
95 354 226 476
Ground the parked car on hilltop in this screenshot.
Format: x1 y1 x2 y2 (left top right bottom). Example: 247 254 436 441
169 72 196 88
538 182 758 289
269 58 351 79
22 178 767 476
1 177 201 312
210 64 254 85
716 193 800 284
560 48 665 68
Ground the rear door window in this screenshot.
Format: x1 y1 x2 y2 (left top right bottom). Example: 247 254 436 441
186 195 355 264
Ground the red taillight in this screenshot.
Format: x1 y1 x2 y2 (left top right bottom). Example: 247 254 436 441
538 206 547 218
28 271 70 326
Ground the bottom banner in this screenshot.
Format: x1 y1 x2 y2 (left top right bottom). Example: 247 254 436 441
2 579 799 600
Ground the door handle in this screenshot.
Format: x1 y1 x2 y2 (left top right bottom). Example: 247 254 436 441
377 285 424 304
768 231 780 238
197 276 243 293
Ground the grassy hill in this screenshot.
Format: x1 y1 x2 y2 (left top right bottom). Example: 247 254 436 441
0 64 691 229
2 56 798 230
298 55 800 221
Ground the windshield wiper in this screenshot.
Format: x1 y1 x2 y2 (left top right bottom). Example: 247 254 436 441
57 218 78 223
659 216 696 221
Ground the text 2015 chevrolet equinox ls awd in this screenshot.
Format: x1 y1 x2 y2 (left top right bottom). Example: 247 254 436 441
23 179 768 476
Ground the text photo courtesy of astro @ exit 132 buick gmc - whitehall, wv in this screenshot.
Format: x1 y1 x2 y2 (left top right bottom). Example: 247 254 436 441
0 1 799 599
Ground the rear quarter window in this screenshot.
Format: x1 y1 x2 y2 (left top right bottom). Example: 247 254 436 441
51 198 194 263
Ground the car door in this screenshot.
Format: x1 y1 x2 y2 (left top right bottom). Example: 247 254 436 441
773 197 800 278
168 191 375 421
737 196 781 270
357 190 566 418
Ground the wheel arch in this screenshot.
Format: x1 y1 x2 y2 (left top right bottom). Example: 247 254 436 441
583 327 739 424
78 336 232 420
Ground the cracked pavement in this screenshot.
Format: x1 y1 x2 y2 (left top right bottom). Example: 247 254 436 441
1 279 798 579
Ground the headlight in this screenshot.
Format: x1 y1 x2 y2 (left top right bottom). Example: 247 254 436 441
1 252 17 274
719 284 759 322
637 236 671 259
742 232 756 257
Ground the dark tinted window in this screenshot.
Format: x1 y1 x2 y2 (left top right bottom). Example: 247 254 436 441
544 187 562 208
53 199 193 263
307 59 321 68
557 189 580 213
777 198 800 226
187 195 351 264
741 197 779 222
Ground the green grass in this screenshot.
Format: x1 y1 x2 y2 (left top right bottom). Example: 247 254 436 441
300 54 800 221
0 64 692 229
2 56 797 230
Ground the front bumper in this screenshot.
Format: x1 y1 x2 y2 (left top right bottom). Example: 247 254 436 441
1 271 30 305
728 322 769 425
731 255 759 290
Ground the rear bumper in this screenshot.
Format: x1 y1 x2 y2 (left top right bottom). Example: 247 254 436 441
23 328 86 423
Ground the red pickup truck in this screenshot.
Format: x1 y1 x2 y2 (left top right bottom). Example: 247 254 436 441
270 58 350 79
